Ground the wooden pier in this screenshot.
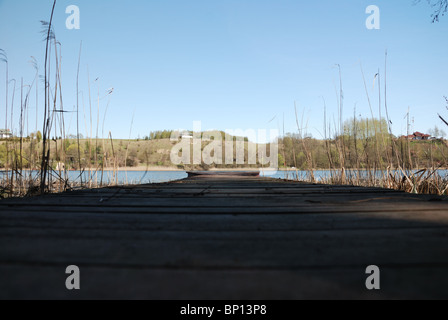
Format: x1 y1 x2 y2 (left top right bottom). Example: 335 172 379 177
1 174 448 299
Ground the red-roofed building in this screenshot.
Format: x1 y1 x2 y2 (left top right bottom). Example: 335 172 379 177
401 132 433 141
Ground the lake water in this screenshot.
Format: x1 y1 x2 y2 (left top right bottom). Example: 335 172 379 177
2 169 447 185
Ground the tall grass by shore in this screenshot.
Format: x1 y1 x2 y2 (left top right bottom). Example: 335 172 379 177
0 0 121 198
284 167 448 195
281 54 448 196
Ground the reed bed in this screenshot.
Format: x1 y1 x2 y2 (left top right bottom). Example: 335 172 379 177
0 0 126 198
283 168 448 196
284 56 448 196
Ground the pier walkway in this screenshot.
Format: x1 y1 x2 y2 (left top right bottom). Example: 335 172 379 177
1 174 448 299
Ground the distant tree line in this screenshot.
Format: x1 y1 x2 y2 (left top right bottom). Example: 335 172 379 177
143 130 249 142
143 130 174 140
278 118 448 170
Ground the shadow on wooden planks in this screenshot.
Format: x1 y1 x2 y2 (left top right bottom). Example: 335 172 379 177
0 176 447 299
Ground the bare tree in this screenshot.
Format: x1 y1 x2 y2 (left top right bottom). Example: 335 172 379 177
417 0 448 22
439 97 448 127
438 97 448 148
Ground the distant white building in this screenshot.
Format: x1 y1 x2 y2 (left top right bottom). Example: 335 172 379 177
55 162 66 171
0 129 12 139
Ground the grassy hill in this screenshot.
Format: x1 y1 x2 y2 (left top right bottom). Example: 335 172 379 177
0 135 263 171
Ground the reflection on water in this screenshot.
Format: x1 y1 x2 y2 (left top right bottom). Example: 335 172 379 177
1 169 447 185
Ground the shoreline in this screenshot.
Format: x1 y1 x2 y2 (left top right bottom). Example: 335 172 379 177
2 167 448 173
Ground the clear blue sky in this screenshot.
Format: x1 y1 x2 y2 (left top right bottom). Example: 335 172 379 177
0 0 447 141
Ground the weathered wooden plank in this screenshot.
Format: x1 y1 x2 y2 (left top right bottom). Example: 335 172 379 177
0 203 446 214
1 195 441 208
119 185 399 192
1 211 448 233
2 265 447 300
109 180 398 189
2 228 448 269
22 188 405 196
